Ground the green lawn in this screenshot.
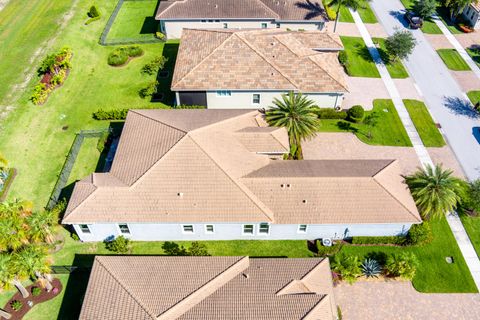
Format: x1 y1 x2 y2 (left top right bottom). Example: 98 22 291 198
340 36 380 78
318 99 412 147
437 49 471 71
0 0 178 209
460 215 480 257
403 99 446 147
372 38 409 78
467 90 480 106
357 3 378 23
106 0 158 42
421 20 443 34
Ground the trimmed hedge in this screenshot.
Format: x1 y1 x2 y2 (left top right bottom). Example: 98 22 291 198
316 108 347 119
175 104 207 109
347 105 365 123
93 108 129 120
351 236 406 245
406 222 432 246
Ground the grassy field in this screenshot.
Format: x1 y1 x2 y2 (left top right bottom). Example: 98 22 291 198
0 0 73 104
404 99 446 147
340 36 380 78
332 2 377 23
318 99 412 147
437 49 471 71
106 0 158 42
421 20 443 34
460 215 480 257
373 37 409 78
0 0 178 209
467 90 480 106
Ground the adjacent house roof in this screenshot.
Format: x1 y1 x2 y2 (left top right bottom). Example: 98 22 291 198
171 29 348 92
155 0 327 21
471 2 480 12
63 109 421 225
79 256 337 320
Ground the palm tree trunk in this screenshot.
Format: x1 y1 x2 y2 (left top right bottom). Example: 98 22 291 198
12 279 29 298
296 143 304 160
0 309 12 319
333 6 341 33
35 272 53 291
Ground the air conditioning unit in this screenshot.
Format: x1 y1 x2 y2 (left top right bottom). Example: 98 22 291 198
322 238 332 247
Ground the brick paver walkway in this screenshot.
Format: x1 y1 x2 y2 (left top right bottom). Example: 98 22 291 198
334 281 480 319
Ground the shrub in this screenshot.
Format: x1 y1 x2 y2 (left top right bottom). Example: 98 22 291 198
316 240 343 256
351 236 405 245
162 241 187 255
71 233 80 241
30 83 50 105
92 108 129 120
155 31 166 40
175 104 207 109
347 105 365 123
141 56 168 75
108 49 128 66
316 108 347 119
88 5 100 18
38 54 57 75
188 241 210 256
104 235 131 253
331 254 362 284
461 179 480 215
361 258 381 278
406 222 432 246
338 50 348 66
11 300 22 311
384 252 418 280
322 0 337 20
139 80 159 99
31 286 42 296
126 45 143 57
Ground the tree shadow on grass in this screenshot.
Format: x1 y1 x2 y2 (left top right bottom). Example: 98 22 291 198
153 42 179 104
443 96 479 119
355 45 374 62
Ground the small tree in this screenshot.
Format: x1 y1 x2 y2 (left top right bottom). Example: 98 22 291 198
413 0 437 19
385 30 417 62
443 0 472 22
187 242 210 256
139 81 159 99
104 236 131 254
141 56 168 75
363 112 379 140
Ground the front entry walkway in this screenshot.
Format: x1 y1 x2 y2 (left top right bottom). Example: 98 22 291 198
334 281 480 319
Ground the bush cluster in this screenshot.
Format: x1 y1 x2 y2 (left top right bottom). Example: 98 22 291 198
316 108 347 119
347 105 365 123
351 236 405 245
93 108 129 120
85 5 101 24
155 32 166 40
11 300 22 311
104 235 131 253
141 56 168 75
107 46 144 66
461 179 480 215
139 80 159 99
31 286 42 296
406 222 432 246
162 241 210 256
338 50 348 67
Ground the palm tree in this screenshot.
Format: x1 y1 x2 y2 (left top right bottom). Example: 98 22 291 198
13 245 52 291
26 209 57 244
265 92 320 160
404 164 467 220
0 214 28 252
328 0 369 32
0 253 29 298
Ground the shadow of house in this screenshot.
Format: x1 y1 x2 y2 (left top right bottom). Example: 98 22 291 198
140 16 158 34
152 42 179 104
443 96 479 119
295 0 327 20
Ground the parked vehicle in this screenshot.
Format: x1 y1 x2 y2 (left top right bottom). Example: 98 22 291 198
404 11 423 29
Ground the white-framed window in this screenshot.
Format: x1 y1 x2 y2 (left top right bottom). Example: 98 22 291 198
243 224 254 235
252 94 260 105
216 90 231 97
207 19 214 23
118 223 130 234
205 224 214 234
182 225 194 233
79 224 91 234
223 23 228 29
201 19 206 23
258 223 269 235
215 19 220 22
261 23 268 29
298 224 308 233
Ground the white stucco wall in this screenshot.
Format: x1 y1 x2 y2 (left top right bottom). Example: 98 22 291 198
203 91 344 109
161 19 324 39
73 222 413 242
462 5 480 28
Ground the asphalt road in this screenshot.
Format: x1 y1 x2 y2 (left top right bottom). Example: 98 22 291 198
370 0 480 180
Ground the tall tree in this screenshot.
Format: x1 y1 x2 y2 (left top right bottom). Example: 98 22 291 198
265 92 320 160
13 245 52 291
328 0 368 32
26 209 57 244
404 164 467 219
0 254 29 298
443 0 472 21
413 0 437 19
385 30 417 62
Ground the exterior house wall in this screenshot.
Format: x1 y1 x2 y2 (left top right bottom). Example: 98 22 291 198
199 91 344 109
161 19 324 39
462 5 480 28
73 221 413 242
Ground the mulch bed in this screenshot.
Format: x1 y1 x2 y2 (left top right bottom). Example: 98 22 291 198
2 279 63 320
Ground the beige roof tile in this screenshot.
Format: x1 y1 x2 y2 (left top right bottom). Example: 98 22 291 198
172 29 348 92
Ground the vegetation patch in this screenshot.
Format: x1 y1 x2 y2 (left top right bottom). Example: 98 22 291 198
85 5 101 25
403 99 446 147
107 45 144 66
467 90 480 106
437 49 471 71
339 36 380 78
372 37 409 78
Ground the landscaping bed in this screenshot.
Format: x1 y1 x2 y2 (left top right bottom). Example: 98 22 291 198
437 49 471 71
2 279 63 320
339 36 380 78
404 99 446 147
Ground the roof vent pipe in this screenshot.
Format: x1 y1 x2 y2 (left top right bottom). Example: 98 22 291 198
215 4 218 8
243 273 250 279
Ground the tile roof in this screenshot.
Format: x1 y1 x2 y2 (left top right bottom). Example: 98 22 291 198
155 0 327 21
171 29 348 92
79 256 337 320
471 2 480 12
63 109 421 225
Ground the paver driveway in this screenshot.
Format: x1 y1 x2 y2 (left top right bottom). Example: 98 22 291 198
370 0 480 180
334 281 480 319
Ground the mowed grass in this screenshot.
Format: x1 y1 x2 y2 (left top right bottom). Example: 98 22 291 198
332 2 377 23
437 49 471 71
373 37 409 78
421 20 443 34
0 0 178 208
467 90 480 105
0 0 73 103
340 218 478 293
460 215 480 257
466 47 480 68
340 36 380 78
404 99 446 147
106 0 158 41
318 99 412 147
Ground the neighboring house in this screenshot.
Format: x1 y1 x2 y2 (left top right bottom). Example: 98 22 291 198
79 256 338 320
63 109 421 242
155 0 328 39
463 2 480 29
171 29 348 109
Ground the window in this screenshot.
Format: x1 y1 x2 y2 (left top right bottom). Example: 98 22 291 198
216 90 231 97
298 224 307 233
252 94 260 104
118 224 130 234
201 20 206 23
205 224 214 234
243 224 254 235
259 223 269 235
276 23 281 28
182 225 194 233
215 19 220 22
223 23 228 29
208 19 214 23
261 23 268 29
79 224 91 234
